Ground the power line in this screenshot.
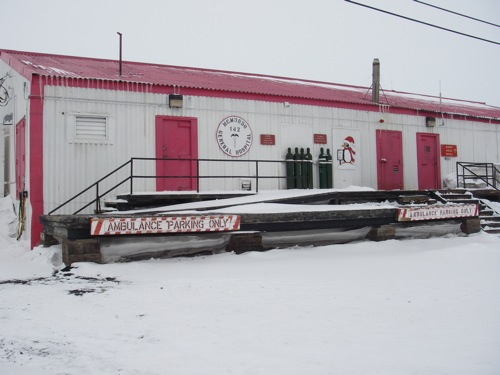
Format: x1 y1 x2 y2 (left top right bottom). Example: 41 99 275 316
413 0 500 28
344 0 500 46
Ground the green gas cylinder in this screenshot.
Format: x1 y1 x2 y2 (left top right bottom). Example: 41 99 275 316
318 147 327 189
305 147 313 189
293 147 302 189
326 148 333 189
300 148 307 189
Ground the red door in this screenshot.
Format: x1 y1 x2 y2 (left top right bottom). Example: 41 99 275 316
416 133 440 189
15 118 26 196
155 116 198 191
376 130 404 190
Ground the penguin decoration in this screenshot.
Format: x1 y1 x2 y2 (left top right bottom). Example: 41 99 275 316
341 136 356 165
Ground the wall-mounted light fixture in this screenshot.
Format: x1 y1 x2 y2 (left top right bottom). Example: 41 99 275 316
426 116 436 127
169 94 183 108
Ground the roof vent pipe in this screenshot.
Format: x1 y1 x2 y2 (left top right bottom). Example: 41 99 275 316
372 58 380 104
117 32 123 77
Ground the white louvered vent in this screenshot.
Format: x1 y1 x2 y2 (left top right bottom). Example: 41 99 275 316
75 116 107 139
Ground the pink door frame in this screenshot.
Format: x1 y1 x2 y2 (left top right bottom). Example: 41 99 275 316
416 132 441 189
155 116 198 191
376 129 404 190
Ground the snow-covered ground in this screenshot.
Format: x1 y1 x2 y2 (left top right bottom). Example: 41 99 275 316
1 194 500 374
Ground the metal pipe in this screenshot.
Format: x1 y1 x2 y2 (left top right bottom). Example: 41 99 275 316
117 32 123 77
372 58 380 104
255 160 259 193
197 159 200 193
130 157 134 194
95 182 100 213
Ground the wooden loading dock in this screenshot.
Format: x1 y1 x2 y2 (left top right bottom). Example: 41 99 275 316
39 189 497 266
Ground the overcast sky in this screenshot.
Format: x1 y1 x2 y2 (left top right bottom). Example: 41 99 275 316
4 0 500 106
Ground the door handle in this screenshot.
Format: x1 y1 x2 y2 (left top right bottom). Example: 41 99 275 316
380 158 387 163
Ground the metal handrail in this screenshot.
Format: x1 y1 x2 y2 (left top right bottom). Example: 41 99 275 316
48 157 291 215
456 162 499 190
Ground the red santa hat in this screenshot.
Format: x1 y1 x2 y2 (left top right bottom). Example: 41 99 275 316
344 136 355 144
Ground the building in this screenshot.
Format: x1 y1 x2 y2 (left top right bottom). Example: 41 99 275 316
1 49 499 248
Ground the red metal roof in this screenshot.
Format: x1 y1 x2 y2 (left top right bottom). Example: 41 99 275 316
2 49 499 120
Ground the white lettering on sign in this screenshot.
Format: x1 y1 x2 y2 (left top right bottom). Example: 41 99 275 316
397 204 478 222
90 215 241 236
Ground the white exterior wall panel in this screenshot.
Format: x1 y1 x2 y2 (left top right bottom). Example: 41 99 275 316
43 86 159 214
42 85 499 214
0 60 30 197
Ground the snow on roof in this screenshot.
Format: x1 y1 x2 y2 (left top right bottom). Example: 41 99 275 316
2 49 499 120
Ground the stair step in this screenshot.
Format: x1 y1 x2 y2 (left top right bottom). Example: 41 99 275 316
444 198 480 205
483 228 500 234
481 219 500 226
480 209 495 216
397 195 436 205
439 193 473 200
480 215 500 220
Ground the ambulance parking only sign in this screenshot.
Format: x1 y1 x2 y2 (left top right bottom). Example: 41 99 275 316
91 215 241 236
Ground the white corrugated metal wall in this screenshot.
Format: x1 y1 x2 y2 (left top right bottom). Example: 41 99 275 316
43 84 499 214
0 61 31 243
0 60 30 198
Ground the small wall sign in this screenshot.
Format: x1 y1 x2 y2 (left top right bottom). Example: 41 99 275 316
260 134 275 145
441 144 457 157
216 116 253 157
314 133 327 144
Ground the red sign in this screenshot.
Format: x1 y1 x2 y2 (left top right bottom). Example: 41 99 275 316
441 144 457 157
91 215 241 236
260 134 275 145
314 134 327 144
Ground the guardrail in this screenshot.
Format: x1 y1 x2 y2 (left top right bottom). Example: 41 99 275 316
48 157 291 215
456 162 499 190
